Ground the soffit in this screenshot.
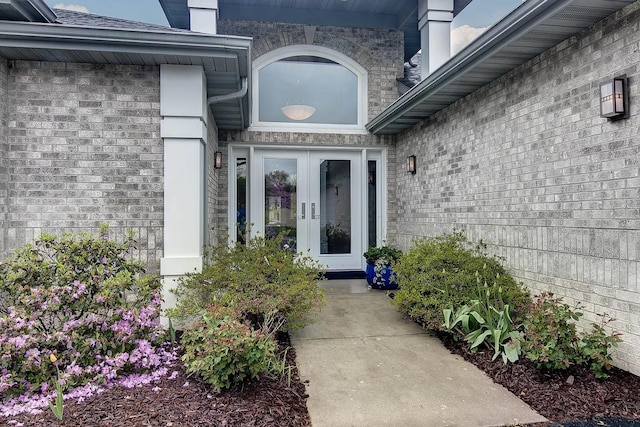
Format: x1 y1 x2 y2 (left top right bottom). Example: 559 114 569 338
0 21 252 129
367 0 635 135
159 0 472 62
0 0 56 23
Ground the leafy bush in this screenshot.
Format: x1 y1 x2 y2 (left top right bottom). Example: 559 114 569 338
181 305 277 392
522 292 583 370
393 231 530 331
581 314 622 378
363 246 402 263
0 227 167 399
444 276 523 364
523 292 622 377
169 234 325 332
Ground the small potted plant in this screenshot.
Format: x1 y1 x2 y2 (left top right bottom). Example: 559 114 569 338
363 246 402 290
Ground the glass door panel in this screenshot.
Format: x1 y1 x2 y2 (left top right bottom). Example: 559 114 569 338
264 158 298 250
309 151 362 270
319 160 351 254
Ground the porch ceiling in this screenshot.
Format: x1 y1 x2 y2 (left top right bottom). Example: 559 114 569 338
367 0 635 135
159 0 473 62
0 20 252 129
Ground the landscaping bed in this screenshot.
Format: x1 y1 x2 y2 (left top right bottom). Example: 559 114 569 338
3 334 311 427
439 327 640 426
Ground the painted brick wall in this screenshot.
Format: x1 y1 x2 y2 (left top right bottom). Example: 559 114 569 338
393 2 640 375
0 57 8 257
217 20 404 119
4 61 163 271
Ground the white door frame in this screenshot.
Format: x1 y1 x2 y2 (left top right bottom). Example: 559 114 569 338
227 144 387 271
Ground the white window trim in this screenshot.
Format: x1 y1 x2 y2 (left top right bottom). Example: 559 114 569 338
249 45 369 134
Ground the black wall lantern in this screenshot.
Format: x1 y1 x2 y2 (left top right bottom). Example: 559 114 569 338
600 75 629 120
214 151 223 169
407 155 416 174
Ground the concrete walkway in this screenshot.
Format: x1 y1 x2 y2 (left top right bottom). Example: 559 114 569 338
291 279 547 427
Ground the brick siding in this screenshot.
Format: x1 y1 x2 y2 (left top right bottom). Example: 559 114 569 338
0 57 8 256
217 20 404 120
216 20 403 240
393 2 640 375
3 61 163 271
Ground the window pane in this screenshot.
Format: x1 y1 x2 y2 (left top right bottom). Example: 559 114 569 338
236 158 247 243
264 159 297 251
368 160 377 248
320 160 351 254
259 57 358 124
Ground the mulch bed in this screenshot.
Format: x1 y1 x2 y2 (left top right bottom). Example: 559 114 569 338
4 327 640 427
438 332 640 426
3 333 311 427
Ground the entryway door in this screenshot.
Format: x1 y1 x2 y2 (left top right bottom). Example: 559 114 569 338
250 149 363 270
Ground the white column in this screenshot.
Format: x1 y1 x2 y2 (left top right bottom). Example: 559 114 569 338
188 0 218 34
418 0 454 77
160 64 208 312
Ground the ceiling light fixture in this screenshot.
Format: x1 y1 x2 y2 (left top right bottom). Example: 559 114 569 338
281 104 316 121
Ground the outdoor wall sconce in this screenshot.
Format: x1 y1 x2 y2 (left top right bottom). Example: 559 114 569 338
407 155 417 174
600 75 629 120
214 151 223 169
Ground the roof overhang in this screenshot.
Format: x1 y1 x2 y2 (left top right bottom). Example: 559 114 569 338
367 0 635 135
159 0 473 62
0 21 252 129
0 0 56 23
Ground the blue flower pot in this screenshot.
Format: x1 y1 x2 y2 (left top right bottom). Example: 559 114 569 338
365 261 398 290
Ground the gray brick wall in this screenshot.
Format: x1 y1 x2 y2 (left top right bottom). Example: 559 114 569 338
393 2 640 375
216 20 403 243
3 61 163 271
0 57 7 256
206 108 224 244
217 20 404 119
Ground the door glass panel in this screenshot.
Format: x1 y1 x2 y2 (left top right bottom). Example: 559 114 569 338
367 160 377 248
236 158 247 244
319 160 351 254
264 159 297 250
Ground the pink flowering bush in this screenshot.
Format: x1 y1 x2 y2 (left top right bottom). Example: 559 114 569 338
0 226 166 400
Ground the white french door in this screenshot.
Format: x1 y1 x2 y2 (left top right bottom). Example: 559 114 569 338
250 149 363 270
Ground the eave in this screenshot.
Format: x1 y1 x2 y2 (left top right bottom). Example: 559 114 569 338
367 0 635 135
0 20 252 130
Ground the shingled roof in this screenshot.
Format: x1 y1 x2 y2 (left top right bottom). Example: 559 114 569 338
52 8 190 33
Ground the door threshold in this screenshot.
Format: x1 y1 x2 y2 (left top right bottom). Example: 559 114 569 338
323 270 366 280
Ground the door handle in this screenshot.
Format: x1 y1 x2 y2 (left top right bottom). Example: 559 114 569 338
311 203 316 219
301 202 306 219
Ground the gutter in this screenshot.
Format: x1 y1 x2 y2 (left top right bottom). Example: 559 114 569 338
0 20 253 54
366 0 573 135
208 77 248 105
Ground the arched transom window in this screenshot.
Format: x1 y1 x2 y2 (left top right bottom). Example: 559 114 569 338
251 45 368 133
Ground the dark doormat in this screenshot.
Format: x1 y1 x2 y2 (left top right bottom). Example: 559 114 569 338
324 270 365 280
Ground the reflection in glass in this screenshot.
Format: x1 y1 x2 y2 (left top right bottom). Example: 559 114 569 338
368 160 377 248
264 159 297 250
259 56 358 124
319 160 351 254
236 158 247 243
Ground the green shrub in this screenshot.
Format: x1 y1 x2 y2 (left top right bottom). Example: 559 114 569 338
581 314 622 378
0 226 167 399
393 231 530 331
169 234 325 332
522 292 583 370
523 293 622 377
181 305 277 392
